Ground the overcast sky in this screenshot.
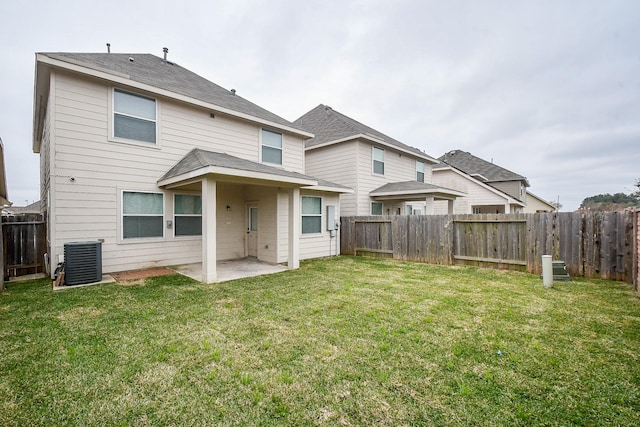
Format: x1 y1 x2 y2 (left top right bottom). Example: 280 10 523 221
1 0 638 211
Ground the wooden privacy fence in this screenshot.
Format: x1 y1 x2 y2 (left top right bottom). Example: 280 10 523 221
2 214 47 279
341 211 637 284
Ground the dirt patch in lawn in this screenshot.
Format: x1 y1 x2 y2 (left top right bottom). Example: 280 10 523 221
111 267 176 284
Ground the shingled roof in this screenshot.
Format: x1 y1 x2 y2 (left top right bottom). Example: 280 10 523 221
435 150 530 186
158 148 351 193
159 148 317 184
294 104 437 162
369 181 465 200
38 52 308 133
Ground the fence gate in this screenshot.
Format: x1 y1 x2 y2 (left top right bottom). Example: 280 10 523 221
2 214 47 279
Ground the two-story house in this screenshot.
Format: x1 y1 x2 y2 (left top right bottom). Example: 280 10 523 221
32 52 350 283
432 150 530 214
295 105 463 216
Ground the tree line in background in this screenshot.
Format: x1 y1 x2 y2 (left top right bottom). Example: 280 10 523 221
579 178 640 211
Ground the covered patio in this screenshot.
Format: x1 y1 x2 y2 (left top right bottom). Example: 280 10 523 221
369 181 465 214
157 148 350 283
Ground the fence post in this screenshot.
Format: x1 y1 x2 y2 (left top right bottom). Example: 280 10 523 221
0 218 4 292
634 209 639 293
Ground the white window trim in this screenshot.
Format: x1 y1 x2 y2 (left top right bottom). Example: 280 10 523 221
109 87 161 149
301 195 323 235
372 146 385 176
260 128 284 166
120 190 165 242
371 201 383 215
173 193 203 239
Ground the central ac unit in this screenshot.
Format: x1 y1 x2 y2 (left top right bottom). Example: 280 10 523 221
64 241 102 286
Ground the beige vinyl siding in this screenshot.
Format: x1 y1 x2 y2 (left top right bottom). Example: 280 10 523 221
490 181 522 200
40 92 52 213
274 191 341 262
282 133 306 174
432 169 510 214
48 70 309 273
299 192 341 260
355 140 423 215
305 141 358 216
277 190 289 263
215 183 246 260
255 186 279 264
523 193 555 213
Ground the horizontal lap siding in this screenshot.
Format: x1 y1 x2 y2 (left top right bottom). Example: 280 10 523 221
305 142 358 216
490 181 521 200
300 193 341 260
356 141 422 215
432 170 509 214
216 183 246 261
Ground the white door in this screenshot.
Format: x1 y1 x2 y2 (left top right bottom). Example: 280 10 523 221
247 205 258 257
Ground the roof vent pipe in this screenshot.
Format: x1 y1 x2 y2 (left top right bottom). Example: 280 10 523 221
106 43 111 53
163 47 168 62
231 89 236 95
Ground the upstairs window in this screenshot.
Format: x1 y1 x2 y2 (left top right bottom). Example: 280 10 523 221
114 89 157 143
416 161 425 182
302 196 321 234
373 147 384 175
174 195 202 236
262 129 283 165
122 191 163 239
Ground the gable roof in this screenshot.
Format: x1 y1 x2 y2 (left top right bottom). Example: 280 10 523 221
34 52 311 152
435 150 530 186
159 148 316 186
294 104 438 163
158 148 351 194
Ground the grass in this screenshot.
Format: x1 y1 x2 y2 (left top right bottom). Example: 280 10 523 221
1 256 639 426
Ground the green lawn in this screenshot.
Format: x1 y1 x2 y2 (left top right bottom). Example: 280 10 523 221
1 256 639 426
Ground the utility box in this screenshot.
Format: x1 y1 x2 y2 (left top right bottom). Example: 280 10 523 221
552 261 571 281
64 241 102 286
326 205 337 230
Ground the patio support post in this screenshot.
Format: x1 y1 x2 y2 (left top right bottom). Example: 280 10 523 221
505 202 510 214
424 195 435 215
288 187 300 269
447 199 454 215
202 176 217 283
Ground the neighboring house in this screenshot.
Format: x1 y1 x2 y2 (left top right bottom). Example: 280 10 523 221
32 52 350 283
523 191 557 213
2 200 40 216
433 150 529 214
294 105 464 216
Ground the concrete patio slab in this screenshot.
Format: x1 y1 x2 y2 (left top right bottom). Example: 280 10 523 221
172 258 288 282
